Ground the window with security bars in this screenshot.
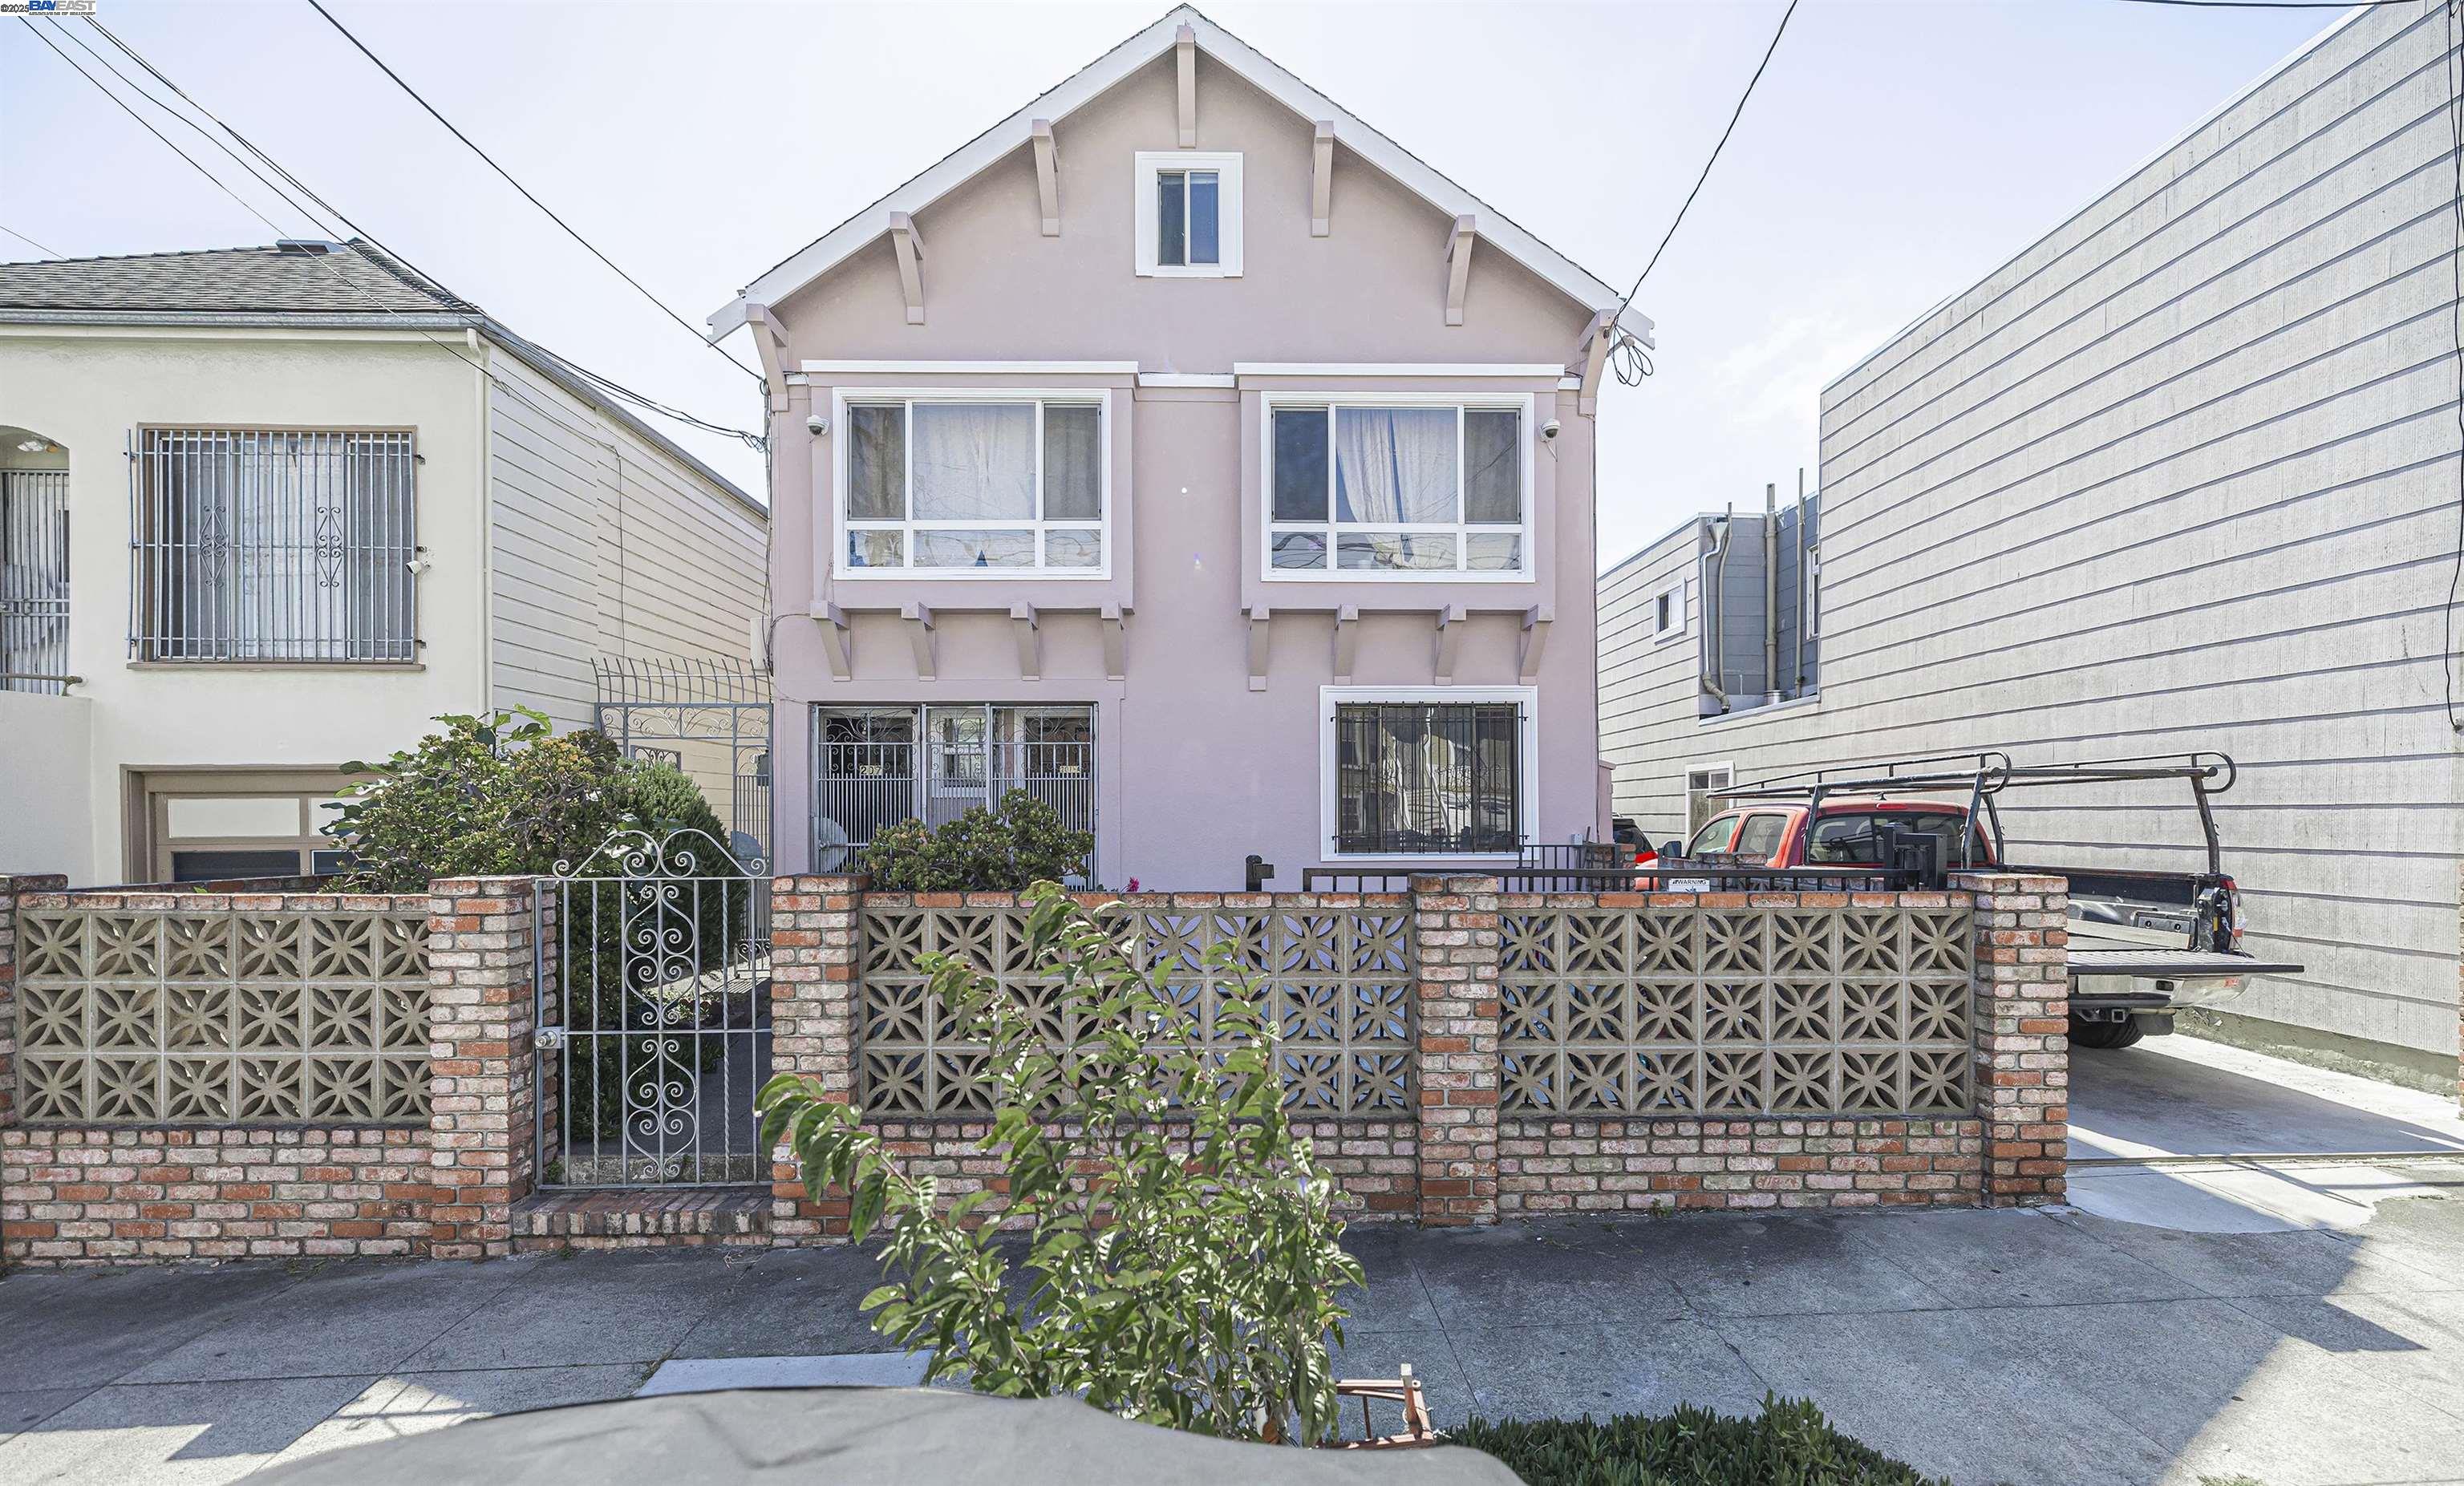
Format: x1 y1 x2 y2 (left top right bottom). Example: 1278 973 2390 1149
132 428 418 662
1332 701 1521 856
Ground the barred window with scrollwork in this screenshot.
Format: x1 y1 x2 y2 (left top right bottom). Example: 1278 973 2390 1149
1330 698 1522 856
132 428 417 662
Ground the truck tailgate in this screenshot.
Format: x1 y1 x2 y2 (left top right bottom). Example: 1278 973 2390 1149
2068 948 2304 978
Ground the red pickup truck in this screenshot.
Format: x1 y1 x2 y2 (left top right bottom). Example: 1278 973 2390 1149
1660 755 2302 1051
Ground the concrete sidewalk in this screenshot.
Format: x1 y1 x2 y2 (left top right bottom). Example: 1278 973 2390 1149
2 1184 2459 1486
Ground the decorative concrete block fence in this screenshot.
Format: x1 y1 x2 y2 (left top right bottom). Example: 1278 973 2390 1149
3 869 2067 1265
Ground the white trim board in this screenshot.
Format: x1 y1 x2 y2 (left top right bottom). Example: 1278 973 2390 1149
707 6 1656 349
799 360 1137 375
1233 362 1566 379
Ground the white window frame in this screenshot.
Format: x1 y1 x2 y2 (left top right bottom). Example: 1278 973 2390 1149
1318 684 1539 862
1260 391 1535 583
1134 152 1243 277
1648 578 1687 645
830 387 1112 580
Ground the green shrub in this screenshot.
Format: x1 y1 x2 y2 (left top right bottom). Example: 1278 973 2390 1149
1451 1397 1947 1486
333 709 750 1144
759 880 1361 1444
857 790 1095 890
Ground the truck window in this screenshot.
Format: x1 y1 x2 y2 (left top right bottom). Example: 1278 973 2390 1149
1806 812 1979 867
1733 813 1788 861
1686 815 1738 856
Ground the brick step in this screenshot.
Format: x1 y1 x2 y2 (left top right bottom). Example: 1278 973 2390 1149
513 1186 772 1251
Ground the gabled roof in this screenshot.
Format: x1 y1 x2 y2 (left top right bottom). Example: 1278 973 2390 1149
707 4 1653 350
0 240 763 518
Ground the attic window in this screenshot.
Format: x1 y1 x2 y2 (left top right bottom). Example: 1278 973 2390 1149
1134 152 1242 278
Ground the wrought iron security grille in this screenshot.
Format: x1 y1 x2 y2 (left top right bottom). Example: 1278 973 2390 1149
535 827 770 1188
1 469 70 694
856 901 1412 1116
12 900 430 1124
130 428 418 662
816 703 1097 877
1498 904 1972 1117
594 656 773 866
1333 702 1520 855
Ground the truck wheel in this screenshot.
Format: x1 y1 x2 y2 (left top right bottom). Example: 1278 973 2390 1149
2069 1014 2145 1051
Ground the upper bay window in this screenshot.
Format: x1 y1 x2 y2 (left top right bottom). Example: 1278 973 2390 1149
1134 152 1242 277
837 394 1108 577
1265 398 1531 581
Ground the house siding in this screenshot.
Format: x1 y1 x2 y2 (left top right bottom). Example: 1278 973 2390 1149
762 47 1610 888
1600 0 2463 1060
483 346 767 730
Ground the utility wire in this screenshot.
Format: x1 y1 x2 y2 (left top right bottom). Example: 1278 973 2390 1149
44 15 764 451
302 0 760 383
0 222 63 257
2113 1 2417 10
1607 0 1799 385
17 16 761 468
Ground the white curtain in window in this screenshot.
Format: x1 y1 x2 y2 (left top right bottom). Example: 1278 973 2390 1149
912 403 1035 520
1335 407 1456 524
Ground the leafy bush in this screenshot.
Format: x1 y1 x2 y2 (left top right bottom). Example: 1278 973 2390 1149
758 880 1361 1443
857 790 1095 890
334 709 750 1144
1452 1398 1947 1486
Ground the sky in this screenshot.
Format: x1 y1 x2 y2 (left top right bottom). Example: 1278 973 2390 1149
0 0 2340 569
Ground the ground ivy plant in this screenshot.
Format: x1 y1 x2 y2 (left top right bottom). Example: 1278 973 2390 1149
757 881 1364 1444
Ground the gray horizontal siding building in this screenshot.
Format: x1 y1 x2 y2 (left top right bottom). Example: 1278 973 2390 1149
1599 0 2463 1067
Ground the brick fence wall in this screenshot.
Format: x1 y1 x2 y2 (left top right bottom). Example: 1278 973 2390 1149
7 870 2068 1265
2 876 543 1267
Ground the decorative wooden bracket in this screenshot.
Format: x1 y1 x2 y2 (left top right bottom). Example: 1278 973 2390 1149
1011 601 1041 679
889 213 926 325
1444 216 1475 326
1433 602 1466 684
1031 120 1060 236
1246 605 1271 691
1176 24 1198 146
1573 307 1615 417
1100 603 1127 680
1311 122 1334 236
1519 605 1552 683
901 601 936 679
744 301 791 413
1331 602 1358 684
813 600 853 682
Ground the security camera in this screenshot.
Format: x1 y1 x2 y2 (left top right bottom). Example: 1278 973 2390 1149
1540 419 1562 441
805 414 829 435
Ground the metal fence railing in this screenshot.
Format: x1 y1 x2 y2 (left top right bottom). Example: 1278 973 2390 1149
129 428 417 663
1 469 70 694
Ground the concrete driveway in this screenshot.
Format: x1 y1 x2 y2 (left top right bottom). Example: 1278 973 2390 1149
2 1038 2458 1486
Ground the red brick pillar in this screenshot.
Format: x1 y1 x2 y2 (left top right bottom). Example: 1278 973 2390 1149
1412 874 1502 1226
767 874 863 1243
426 876 542 1259
0 875 66 1132
1955 871 2069 1207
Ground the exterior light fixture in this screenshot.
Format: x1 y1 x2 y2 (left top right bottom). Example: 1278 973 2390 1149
14 438 47 453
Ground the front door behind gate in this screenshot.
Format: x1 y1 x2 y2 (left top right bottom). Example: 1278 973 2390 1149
534 827 771 1188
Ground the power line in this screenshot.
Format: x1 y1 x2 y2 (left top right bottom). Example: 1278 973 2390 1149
302 0 760 383
38 16 764 451
0 222 63 257
1608 0 1799 384
16 16 763 467
2113 1 2417 10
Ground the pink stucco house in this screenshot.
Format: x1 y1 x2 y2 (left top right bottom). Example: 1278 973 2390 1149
711 6 1652 889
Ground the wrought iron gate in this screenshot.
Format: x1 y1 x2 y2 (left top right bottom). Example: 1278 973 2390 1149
534 827 770 1188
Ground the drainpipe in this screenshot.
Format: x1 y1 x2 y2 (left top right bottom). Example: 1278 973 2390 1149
1761 483 1778 705
1793 468 1808 696
1700 507 1732 711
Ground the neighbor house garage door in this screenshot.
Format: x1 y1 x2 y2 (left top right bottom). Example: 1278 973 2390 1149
133 771 355 883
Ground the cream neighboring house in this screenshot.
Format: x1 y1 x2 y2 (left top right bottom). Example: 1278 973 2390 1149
0 241 767 885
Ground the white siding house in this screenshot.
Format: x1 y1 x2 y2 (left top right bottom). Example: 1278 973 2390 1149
1601 0 2463 1074
0 241 766 885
